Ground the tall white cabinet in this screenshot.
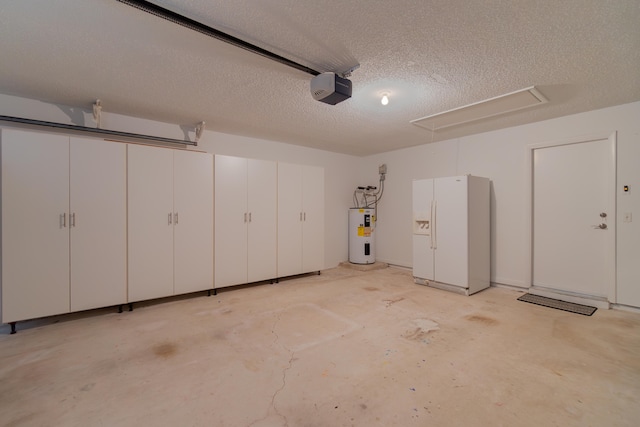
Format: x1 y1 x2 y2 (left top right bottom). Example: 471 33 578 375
173 149 215 295
2 130 326 331
215 155 277 288
277 163 325 278
412 175 490 295
70 138 127 311
128 144 213 302
1 129 127 326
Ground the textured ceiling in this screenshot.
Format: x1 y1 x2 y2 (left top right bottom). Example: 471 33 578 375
1 0 639 156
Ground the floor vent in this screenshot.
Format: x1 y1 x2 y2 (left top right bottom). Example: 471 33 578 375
517 293 597 316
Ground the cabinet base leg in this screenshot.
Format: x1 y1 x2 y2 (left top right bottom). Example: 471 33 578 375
118 305 123 313
276 278 280 284
128 303 133 312
317 271 321 275
9 322 16 335
213 288 217 296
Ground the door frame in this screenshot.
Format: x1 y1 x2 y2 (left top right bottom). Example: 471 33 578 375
524 131 617 304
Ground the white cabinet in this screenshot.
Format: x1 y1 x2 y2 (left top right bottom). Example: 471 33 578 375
412 175 490 295
1 129 127 325
70 138 127 311
128 145 213 301
2 130 70 323
277 163 324 278
214 155 247 287
1 131 212 329
128 144 174 301
215 155 277 288
301 166 325 273
247 159 278 283
174 150 214 294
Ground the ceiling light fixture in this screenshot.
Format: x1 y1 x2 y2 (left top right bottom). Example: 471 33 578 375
381 94 389 106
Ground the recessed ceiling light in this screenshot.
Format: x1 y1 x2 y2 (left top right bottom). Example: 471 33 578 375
410 86 548 131
381 94 389 106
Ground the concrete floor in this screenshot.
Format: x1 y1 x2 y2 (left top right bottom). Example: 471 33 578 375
1 266 639 427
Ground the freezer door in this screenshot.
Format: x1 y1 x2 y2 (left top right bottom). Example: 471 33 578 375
433 176 469 287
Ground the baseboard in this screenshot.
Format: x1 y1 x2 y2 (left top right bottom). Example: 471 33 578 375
493 276 528 288
339 261 388 271
386 263 412 272
377 258 411 269
491 282 529 291
610 303 640 314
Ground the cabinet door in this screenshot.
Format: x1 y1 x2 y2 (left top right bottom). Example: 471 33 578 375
174 150 214 294
215 155 248 287
277 163 303 277
247 159 277 283
128 144 174 301
70 138 127 311
301 166 325 273
1 129 70 322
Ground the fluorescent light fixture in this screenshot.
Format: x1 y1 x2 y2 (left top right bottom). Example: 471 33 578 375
410 86 547 131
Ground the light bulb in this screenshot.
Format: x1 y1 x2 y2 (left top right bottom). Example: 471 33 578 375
381 94 389 106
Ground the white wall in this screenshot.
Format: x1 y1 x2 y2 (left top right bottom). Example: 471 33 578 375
0 93 360 270
362 101 640 307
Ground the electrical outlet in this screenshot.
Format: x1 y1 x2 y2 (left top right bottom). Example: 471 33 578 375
623 212 632 223
379 164 387 175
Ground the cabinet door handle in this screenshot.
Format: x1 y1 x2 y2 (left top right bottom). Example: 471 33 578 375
60 213 66 228
244 212 247 223
304 212 306 221
71 213 76 228
249 212 252 222
300 212 303 221
175 212 179 224
168 212 172 225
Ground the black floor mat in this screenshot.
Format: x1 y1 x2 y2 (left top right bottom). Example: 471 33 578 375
517 293 597 316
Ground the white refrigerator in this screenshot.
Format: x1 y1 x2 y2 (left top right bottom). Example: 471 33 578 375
412 175 490 295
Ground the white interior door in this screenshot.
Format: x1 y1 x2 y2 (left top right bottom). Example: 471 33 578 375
533 137 615 298
174 150 213 294
1 130 70 322
70 138 127 311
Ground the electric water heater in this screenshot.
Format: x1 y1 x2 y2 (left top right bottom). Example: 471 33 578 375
349 208 375 264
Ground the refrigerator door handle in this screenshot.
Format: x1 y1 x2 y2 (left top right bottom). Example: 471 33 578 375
432 200 437 249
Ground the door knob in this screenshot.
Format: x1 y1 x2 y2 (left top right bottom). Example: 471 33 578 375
593 223 607 229
600 212 607 218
